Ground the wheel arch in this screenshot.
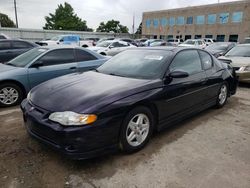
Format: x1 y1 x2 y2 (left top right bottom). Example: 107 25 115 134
127 101 159 131
0 80 27 97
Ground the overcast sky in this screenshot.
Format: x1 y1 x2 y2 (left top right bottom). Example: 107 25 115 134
0 0 242 32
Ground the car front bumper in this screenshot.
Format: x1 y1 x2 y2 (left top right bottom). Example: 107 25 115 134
20 99 123 160
236 71 250 83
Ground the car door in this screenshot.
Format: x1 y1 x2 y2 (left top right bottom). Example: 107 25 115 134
27 48 78 88
157 49 208 125
75 49 104 72
198 50 222 101
0 41 12 63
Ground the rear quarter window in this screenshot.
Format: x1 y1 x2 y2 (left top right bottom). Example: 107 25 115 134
199 50 213 70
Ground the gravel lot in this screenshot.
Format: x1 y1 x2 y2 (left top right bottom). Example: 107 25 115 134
0 85 249 188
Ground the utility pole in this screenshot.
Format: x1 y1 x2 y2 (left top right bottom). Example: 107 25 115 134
14 0 18 28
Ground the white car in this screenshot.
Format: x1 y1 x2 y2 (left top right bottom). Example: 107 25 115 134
167 38 184 46
87 40 136 56
203 38 215 46
178 39 206 49
218 44 250 83
37 35 94 47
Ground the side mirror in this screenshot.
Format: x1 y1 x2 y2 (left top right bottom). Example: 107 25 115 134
169 71 189 78
32 60 43 68
109 45 114 49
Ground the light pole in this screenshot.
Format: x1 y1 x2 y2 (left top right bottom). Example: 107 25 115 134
14 0 18 28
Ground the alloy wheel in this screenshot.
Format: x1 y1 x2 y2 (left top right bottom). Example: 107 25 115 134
0 87 19 105
126 113 150 147
218 85 227 105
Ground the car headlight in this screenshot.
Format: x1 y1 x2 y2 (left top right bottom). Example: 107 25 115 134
49 111 97 126
239 66 250 72
27 92 31 101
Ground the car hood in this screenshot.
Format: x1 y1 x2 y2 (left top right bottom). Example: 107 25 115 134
30 71 156 113
219 56 250 67
87 46 106 51
0 63 17 73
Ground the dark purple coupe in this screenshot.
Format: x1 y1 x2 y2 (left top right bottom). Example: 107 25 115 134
21 47 238 159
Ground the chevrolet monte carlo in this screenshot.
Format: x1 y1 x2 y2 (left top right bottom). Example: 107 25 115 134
21 47 238 159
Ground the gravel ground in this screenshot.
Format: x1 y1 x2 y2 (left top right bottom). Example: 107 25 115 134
0 85 249 188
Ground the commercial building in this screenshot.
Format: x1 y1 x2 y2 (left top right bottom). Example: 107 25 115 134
142 0 250 43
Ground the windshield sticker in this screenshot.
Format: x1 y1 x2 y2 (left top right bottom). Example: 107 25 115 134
144 55 163 60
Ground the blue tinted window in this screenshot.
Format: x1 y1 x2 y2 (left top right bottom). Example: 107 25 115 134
219 13 229 24
186 17 193 24
232 12 243 22
207 14 216 24
196 15 205 24
153 19 159 28
217 35 225 42
176 17 185 25
146 19 151 28
169 17 175 26
161 18 168 26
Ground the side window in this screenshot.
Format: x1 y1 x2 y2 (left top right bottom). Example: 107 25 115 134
118 42 129 47
38 49 75 66
0 35 6 39
75 49 97 62
0 41 11 50
112 42 120 47
12 41 33 49
169 50 202 75
199 51 213 70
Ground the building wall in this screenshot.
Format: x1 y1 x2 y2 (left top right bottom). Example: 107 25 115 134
142 0 250 43
0 27 131 42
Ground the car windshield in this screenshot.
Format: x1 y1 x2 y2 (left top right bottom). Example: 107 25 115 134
225 46 250 57
96 41 112 47
50 36 62 41
184 40 195 45
97 50 171 79
7 48 48 67
206 43 229 51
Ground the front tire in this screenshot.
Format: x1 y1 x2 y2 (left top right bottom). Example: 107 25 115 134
0 83 23 107
216 83 228 108
119 106 154 153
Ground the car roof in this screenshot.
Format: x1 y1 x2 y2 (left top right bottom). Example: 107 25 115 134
0 39 31 42
131 46 204 53
36 45 87 50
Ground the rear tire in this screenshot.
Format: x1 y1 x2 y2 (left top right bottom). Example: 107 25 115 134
119 106 154 153
216 83 228 108
0 83 23 107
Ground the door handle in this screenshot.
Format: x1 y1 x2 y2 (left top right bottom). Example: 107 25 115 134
69 67 77 70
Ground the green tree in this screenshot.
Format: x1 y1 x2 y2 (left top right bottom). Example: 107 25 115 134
0 13 16 28
135 22 142 35
43 2 92 31
96 20 129 33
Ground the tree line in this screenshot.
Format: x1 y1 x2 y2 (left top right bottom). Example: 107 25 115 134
0 2 142 34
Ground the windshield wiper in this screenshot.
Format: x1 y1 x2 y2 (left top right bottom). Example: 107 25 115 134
6 63 17 67
109 73 126 78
